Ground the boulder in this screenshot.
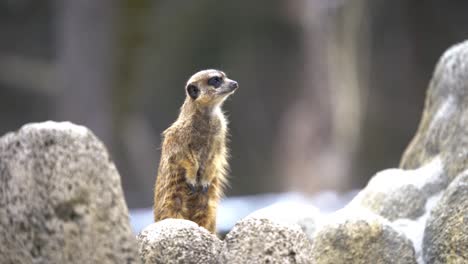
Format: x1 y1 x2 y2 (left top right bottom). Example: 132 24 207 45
0 121 138 263
219 218 313 264
137 219 222 264
391 192 443 263
350 157 445 221
246 201 321 241
311 208 417 264
401 40 468 183
422 171 468 263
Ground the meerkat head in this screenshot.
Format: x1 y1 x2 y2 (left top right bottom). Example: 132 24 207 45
185 69 238 108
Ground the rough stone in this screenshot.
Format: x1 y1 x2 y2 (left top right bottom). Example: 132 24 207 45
391 192 443 263
350 157 445 221
401 40 468 183
423 171 468 263
219 217 313 264
137 219 222 264
0 121 138 263
246 201 320 241
311 208 417 264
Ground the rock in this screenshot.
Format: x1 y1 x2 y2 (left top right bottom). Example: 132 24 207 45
137 219 222 264
0 121 138 263
246 201 321 241
422 171 468 263
391 193 443 263
401 40 468 182
219 218 313 264
311 208 417 264
350 157 445 221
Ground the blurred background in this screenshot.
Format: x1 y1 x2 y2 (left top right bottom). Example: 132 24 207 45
1 0 468 230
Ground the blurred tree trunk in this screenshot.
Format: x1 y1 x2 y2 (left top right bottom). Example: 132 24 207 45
276 0 368 193
112 0 157 208
55 0 158 208
55 0 116 146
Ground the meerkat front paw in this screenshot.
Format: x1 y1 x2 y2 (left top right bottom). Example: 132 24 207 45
185 176 198 194
199 179 212 194
186 180 210 194
201 184 210 194
186 182 198 194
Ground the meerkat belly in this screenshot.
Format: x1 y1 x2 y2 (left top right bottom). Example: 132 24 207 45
190 130 222 182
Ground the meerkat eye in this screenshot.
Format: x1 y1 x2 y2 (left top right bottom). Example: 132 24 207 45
207 76 223 88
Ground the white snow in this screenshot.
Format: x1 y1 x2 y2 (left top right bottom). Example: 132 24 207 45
318 206 389 228
246 197 320 226
391 192 444 264
361 156 443 192
131 190 357 234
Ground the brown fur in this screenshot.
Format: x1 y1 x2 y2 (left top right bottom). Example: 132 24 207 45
153 69 238 233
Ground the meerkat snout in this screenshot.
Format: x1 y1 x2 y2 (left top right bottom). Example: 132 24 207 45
217 78 238 95
229 81 239 90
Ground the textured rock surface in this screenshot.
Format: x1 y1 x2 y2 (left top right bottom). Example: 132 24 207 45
246 201 320 241
350 157 445 221
219 218 313 264
391 192 443 263
137 219 222 264
0 122 138 263
401 40 468 182
423 171 468 263
311 209 417 264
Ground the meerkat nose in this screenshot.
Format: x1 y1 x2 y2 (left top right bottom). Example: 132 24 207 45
229 81 239 90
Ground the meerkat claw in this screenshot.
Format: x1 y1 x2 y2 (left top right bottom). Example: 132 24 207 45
201 185 209 194
187 182 198 194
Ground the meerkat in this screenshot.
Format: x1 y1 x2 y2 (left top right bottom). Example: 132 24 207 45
153 69 238 233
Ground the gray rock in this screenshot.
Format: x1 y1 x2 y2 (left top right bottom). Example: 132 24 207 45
311 208 417 264
350 157 445 221
137 219 222 264
423 171 468 263
401 40 468 183
219 218 313 264
246 201 320 241
391 192 444 263
0 121 138 263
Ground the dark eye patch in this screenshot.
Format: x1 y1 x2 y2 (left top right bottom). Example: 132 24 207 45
207 76 223 88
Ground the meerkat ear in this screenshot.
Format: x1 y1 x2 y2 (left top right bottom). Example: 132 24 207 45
187 84 200 99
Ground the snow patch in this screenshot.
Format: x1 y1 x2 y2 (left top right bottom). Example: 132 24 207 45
132 191 357 234
391 192 444 264
364 156 443 191
322 206 387 224
246 199 320 226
